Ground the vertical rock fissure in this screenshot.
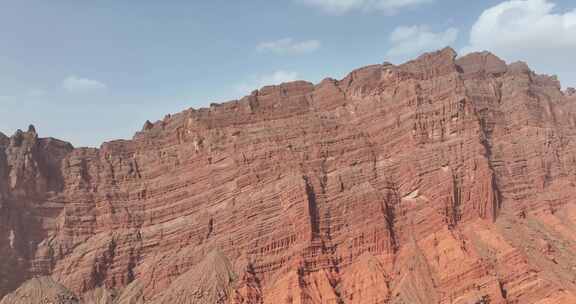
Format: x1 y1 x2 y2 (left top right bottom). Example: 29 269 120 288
498 279 508 300
381 181 400 254
461 73 503 221
479 125 503 221
447 171 462 229
91 237 117 289
303 176 320 239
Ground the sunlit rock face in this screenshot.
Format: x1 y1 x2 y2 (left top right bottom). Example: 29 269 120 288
3 48 576 303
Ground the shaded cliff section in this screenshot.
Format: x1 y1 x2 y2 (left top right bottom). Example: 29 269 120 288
0 126 73 297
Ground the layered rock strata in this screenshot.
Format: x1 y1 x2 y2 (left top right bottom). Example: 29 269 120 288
2 48 576 303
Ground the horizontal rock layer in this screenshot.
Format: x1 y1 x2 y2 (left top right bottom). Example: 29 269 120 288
2 48 576 303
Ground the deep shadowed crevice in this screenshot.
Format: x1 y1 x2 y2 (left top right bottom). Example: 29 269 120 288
303 176 320 238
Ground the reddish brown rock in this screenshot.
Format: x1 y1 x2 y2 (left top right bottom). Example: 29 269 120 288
456 51 507 78
3 48 576 303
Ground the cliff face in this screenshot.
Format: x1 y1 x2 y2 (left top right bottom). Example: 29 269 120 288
2 48 576 304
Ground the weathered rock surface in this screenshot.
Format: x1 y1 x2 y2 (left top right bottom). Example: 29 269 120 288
2 48 576 303
0 277 79 304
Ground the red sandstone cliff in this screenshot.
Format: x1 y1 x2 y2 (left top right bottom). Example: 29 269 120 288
2 48 576 303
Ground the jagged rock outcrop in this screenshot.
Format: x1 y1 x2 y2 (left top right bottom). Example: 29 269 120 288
0 127 73 296
149 249 236 304
2 48 576 303
0 277 79 304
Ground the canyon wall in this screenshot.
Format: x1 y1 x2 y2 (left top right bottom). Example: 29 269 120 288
2 48 576 303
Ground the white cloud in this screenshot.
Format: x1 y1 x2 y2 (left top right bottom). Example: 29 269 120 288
386 25 459 60
235 70 300 94
462 0 576 86
297 0 433 15
62 75 107 92
257 38 321 55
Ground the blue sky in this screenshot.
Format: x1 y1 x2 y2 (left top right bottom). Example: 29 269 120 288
1 0 575 147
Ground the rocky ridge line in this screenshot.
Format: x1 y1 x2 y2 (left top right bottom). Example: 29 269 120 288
2 48 576 303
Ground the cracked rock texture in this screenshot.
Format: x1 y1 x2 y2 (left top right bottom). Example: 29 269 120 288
2 48 576 303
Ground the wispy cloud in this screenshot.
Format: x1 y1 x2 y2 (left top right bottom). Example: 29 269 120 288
386 25 459 60
26 89 46 97
257 38 321 55
62 75 107 93
235 70 300 94
297 0 434 15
